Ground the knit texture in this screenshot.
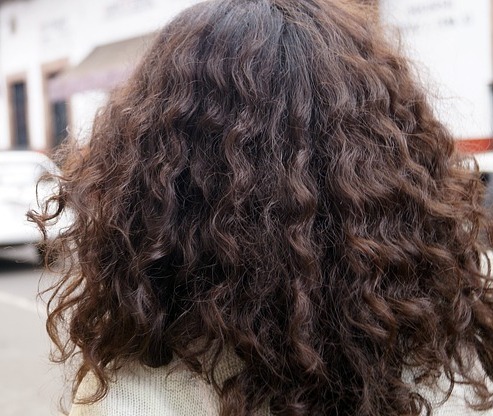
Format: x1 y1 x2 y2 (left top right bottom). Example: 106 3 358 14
69 354 493 416
69 363 223 416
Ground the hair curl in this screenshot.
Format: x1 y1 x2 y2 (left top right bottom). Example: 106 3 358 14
32 0 493 415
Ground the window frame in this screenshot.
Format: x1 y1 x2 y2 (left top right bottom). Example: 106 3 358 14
6 73 30 149
42 59 71 149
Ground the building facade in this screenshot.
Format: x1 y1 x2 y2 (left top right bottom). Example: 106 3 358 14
380 0 493 152
0 0 492 151
0 0 201 151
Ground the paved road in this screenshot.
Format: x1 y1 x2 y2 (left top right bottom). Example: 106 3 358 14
0 246 65 416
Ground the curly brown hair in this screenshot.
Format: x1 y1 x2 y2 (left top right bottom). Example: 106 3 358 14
31 0 493 415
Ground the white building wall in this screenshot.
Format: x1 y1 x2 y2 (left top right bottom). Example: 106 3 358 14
380 0 493 141
0 0 203 150
2 0 492 150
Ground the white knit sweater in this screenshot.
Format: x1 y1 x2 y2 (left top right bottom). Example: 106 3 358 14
69 353 268 416
69 356 493 416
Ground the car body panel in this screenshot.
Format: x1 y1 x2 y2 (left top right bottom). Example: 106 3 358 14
0 151 64 248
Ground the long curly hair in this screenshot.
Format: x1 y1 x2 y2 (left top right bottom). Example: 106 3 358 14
32 0 493 415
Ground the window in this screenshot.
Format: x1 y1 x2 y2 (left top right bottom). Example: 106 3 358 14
9 80 29 149
44 63 70 148
49 89 69 147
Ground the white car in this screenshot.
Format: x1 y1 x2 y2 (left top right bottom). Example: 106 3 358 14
0 150 63 252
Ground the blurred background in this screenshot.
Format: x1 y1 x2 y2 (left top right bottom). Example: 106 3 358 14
0 0 492 415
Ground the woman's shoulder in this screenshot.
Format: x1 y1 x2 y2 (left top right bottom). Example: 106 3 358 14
68 361 221 416
69 354 493 416
424 381 493 416
407 358 493 416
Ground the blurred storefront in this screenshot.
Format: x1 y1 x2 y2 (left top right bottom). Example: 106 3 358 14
0 0 201 151
380 0 493 153
0 0 492 152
